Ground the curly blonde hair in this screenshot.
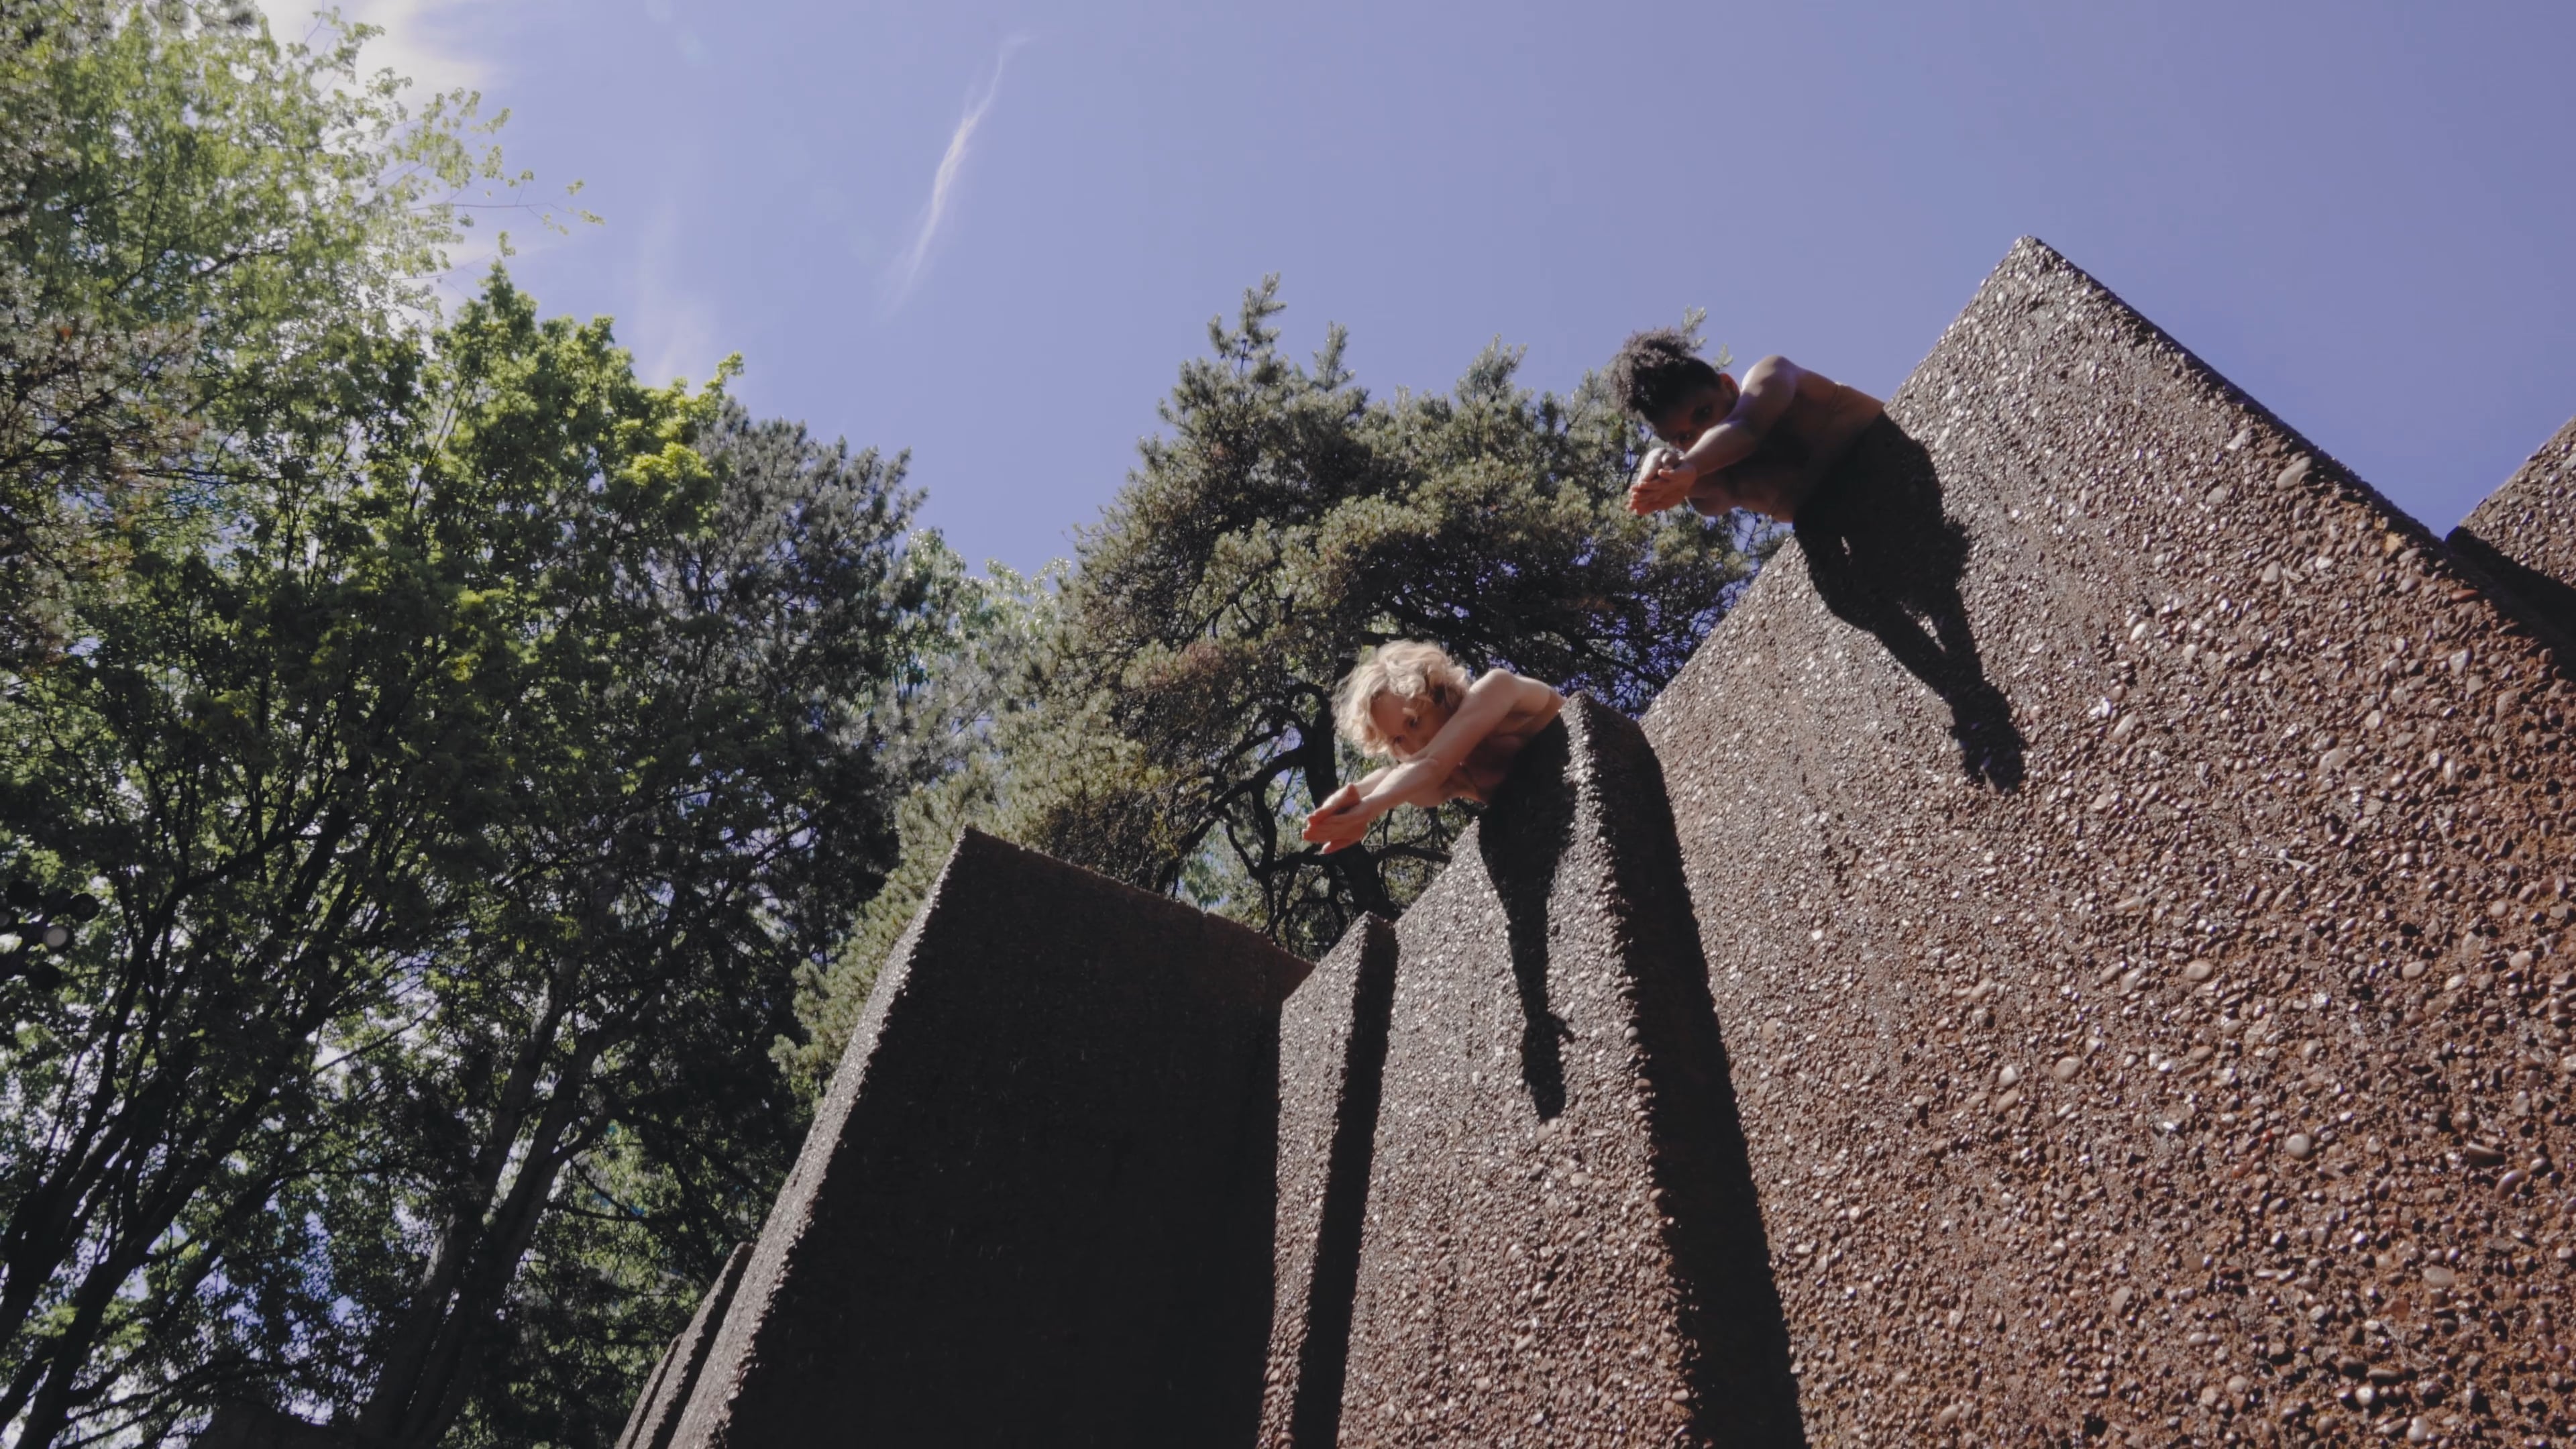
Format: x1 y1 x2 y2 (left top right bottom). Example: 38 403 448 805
1333 641 1471 758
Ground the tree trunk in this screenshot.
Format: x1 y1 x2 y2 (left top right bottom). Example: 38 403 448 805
358 1024 605 1449
350 990 568 1444
0 910 370 1445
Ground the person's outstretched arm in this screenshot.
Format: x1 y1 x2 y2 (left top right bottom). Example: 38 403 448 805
1627 356 1807 515
1301 672 1563 853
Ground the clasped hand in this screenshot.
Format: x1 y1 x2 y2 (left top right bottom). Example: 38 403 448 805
1301 784 1373 854
1625 446 1695 515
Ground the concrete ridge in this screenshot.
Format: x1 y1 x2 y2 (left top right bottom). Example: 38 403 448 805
2448 414 2576 649
663 826 1304 1448
1260 913 1399 1448
617 237 2576 1448
1320 696 1800 1446
610 1242 750 1449
1645 235 2575 1445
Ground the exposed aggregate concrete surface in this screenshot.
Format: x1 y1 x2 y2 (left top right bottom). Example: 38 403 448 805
1325 698 1801 1447
1641 238 2576 1446
610 1242 749 1449
2450 416 2576 645
1261 914 1399 1447
662 828 1307 1449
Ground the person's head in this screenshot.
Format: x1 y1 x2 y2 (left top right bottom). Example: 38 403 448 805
1333 641 1471 762
1606 327 1738 451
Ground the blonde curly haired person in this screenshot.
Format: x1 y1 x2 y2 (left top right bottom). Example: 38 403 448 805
1301 641 1564 855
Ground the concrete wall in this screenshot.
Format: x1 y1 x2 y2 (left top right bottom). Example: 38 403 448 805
1643 237 2575 1446
2451 415 2576 645
1260 914 1397 1448
1275 699 1801 1448
615 237 2575 1449
661 828 1307 1449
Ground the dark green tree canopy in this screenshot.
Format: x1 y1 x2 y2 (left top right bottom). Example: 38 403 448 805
792 282 1763 1087
1038 278 1757 955
5 11 1769 1441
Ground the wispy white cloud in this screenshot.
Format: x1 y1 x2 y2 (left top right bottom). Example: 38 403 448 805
257 0 585 302
883 36 1031 311
256 0 497 97
631 192 718 388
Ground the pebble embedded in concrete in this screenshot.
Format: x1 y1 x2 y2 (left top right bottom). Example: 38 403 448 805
1633 239 2576 1449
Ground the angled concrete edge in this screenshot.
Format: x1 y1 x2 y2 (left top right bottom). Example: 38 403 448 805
1643 235 2576 1445
610 1330 680 1449
1260 912 1399 1449
1332 696 1801 1447
666 828 1310 1448
612 1241 751 1449
2449 415 2576 649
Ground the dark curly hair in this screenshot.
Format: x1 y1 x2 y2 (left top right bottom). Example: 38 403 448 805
1605 327 1723 423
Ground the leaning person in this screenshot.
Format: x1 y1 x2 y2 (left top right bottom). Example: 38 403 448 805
1300 641 1564 854
1608 327 1886 524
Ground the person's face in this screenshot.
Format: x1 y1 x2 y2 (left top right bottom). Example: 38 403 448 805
1370 690 1453 761
1649 376 1739 451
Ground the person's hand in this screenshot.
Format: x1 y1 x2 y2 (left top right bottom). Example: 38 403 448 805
1301 784 1374 854
1626 448 1697 515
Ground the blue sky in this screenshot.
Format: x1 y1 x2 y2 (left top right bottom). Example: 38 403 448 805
274 0 2576 576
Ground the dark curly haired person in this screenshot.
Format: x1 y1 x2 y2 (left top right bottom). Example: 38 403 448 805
1607 328 2025 787
1605 329 1885 524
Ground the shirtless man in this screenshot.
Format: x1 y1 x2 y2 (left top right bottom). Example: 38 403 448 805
1301 640 1564 854
1607 328 1884 524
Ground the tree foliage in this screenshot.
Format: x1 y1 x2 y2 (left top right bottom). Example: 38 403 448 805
0 0 561 667
792 282 1760 1079
1034 280 1756 954
1 272 934 1449
318 380 928 1449
775 554 1060 1097
0 9 928 1445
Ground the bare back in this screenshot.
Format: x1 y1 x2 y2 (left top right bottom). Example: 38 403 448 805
1444 692 1563 804
1695 358 1884 522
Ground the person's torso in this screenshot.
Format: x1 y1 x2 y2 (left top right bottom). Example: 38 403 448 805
1443 710 1555 804
1713 377 1885 519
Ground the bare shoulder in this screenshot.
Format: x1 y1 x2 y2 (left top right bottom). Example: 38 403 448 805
1501 670 1564 724
1463 668 1552 714
1746 357 1878 419
1741 354 1805 390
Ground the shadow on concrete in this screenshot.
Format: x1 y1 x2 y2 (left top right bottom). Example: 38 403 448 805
1284 919 1399 1449
1477 720 1577 1121
1797 419 2025 789
1183 1016 1291 1446
1473 704 1807 1442
2447 526 2576 657
1587 705 1810 1446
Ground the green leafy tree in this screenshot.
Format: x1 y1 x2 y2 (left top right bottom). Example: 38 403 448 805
794 282 1760 1079
1027 279 1758 958
3 267 937 1447
331 388 930 1449
0 0 568 665
0 270 728 1445
1 8 939 1444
